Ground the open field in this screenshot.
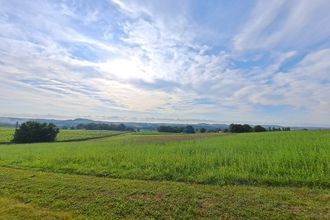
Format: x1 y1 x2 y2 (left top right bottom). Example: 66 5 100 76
0 130 329 218
0 128 122 143
0 131 329 187
0 128 14 143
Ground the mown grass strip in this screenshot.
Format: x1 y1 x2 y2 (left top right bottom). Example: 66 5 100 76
55 131 127 143
0 167 329 219
0 197 74 220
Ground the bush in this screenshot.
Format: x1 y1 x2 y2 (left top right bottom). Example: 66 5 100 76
183 125 195 134
157 125 195 133
229 124 252 133
254 125 267 132
76 123 134 131
12 121 59 143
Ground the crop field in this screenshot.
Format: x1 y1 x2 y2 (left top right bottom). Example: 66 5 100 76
0 128 121 143
56 129 123 142
0 128 14 143
0 130 329 218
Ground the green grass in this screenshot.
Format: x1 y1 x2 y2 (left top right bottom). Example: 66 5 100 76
0 167 329 219
0 130 329 187
0 197 72 219
56 129 123 142
0 130 329 218
0 128 14 143
0 128 122 143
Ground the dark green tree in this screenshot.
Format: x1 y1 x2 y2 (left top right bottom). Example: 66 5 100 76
12 121 59 143
254 125 267 132
242 124 253 132
183 125 195 134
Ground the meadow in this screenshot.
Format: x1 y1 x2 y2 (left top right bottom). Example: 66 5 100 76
0 128 14 143
0 131 329 187
0 130 329 218
0 128 121 143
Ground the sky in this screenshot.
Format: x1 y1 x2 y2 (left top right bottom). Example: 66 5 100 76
0 0 329 126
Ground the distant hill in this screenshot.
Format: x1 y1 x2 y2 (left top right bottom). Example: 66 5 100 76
0 117 95 128
0 117 229 130
0 117 328 131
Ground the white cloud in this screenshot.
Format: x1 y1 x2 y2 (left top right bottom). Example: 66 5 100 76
234 0 330 51
0 0 329 125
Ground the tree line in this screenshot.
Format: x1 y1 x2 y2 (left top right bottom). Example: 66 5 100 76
157 125 195 133
76 123 135 131
228 124 266 133
157 124 291 133
228 124 290 133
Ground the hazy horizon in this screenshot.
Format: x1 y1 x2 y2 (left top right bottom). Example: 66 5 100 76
1 0 329 126
1 114 330 128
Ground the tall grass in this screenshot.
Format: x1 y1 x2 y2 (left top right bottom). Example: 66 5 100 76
0 131 329 187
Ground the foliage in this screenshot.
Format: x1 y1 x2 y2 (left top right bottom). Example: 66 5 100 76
76 123 134 131
229 124 253 133
229 124 267 133
183 125 195 133
269 127 291 131
12 121 59 143
254 125 267 132
199 127 206 133
157 125 195 133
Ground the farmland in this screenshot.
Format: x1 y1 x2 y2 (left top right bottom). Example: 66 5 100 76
0 130 329 218
0 128 14 143
0 128 122 143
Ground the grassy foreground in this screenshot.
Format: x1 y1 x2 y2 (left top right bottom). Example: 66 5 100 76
0 131 328 187
0 130 329 219
0 167 329 219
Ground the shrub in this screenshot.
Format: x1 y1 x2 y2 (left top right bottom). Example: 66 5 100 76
183 125 195 134
229 124 252 133
12 121 59 143
254 125 267 132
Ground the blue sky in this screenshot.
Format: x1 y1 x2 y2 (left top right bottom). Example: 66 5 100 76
0 0 329 126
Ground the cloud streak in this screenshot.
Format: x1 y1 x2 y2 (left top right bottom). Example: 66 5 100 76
0 0 329 125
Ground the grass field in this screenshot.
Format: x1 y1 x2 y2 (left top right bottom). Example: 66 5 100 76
0 128 122 143
0 128 14 143
0 130 329 218
0 167 328 219
0 131 328 187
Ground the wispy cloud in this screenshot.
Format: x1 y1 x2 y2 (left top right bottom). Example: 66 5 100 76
0 0 329 125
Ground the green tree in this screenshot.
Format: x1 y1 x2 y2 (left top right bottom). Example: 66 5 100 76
242 124 253 132
183 125 195 134
12 121 59 143
254 125 267 132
